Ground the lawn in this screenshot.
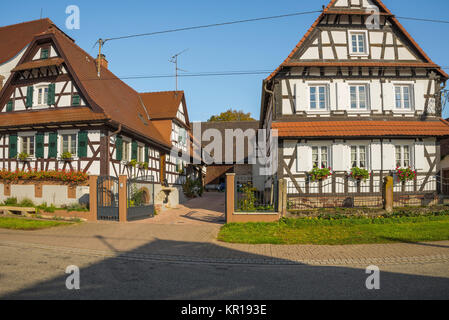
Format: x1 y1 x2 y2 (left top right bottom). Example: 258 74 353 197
0 217 74 231
218 215 449 245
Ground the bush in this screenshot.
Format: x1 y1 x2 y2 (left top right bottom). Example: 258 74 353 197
20 198 35 207
183 178 203 198
3 197 18 206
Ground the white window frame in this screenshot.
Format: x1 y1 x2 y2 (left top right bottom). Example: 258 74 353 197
60 133 77 157
350 145 369 169
137 145 145 163
122 140 131 162
395 145 413 168
311 145 331 169
348 30 369 56
20 135 35 157
349 84 370 110
309 85 329 111
35 84 50 107
394 84 414 110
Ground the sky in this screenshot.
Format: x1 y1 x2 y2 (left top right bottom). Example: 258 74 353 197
1 0 449 121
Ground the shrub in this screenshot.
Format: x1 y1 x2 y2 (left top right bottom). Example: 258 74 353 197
3 197 18 206
238 183 257 212
308 166 333 182
182 178 203 198
20 198 35 207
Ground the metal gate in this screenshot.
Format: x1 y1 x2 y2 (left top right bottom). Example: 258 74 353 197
127 175 155 221
97 176 119 221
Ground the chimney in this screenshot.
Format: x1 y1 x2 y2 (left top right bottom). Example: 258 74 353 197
95 54 108 70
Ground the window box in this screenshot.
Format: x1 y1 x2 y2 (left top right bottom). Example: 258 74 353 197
18 153 33 162
60 152 75 162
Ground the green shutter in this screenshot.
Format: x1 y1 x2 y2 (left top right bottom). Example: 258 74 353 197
41 49 49 59
6 100 13 112
145 145 149 163
78 131 88 158
116 136 123 161
131 141 138 160
72 94 80 106
48 132 58 158
47 84 55 106
26 86 33 108
9 135 17 159
36 133 45 159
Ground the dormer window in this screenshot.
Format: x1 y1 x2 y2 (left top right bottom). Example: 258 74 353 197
41 48 49 60
349 31 368 56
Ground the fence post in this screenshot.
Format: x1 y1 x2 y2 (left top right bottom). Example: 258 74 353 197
119 175 128 223
383 176 394 213
88 175 98 222
225 173 235 224
278 179 287 217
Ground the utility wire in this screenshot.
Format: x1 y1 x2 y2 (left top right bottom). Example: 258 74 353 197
101 10 322 43
396 16 449 24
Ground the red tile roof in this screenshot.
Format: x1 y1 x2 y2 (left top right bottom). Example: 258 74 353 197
139 91 185 120
12 57 64 72
272 120 449 138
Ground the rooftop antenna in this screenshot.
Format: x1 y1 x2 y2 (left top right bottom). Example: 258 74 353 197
40 8 43 19
169 49 188 92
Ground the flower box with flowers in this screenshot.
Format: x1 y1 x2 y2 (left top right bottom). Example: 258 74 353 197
396 167 417 183
0 169 89 184
308 166 333 182
349 167 371 182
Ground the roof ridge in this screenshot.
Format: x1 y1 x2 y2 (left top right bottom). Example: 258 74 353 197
140 90 185 95
0 18 53 30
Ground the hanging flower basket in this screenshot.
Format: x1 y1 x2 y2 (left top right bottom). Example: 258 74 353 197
308 166 333 182
396 167 417 183
350 167 371 181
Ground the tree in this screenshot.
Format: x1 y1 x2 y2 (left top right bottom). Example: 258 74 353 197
208 109 255 122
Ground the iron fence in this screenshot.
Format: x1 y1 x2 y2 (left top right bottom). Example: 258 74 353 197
127 175 155 221
97 176 119 221
235 175 278 213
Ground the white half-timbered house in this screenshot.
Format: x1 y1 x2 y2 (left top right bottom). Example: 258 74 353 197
260 0 449 208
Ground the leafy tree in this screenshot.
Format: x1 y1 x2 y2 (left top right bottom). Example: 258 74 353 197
208 109 255 122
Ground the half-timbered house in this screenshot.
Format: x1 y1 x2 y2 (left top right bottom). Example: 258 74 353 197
260 0 449 208
0 19 193 199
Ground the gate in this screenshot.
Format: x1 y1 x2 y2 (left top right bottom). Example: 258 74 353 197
97 176 119 221
127 175 155 221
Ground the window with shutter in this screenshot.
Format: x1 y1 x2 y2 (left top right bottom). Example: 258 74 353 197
9 135 18 159
132 141 138 160
116 136 123 161
26 86 33 108
6 100 13 112
72 94 81 106
36 133 45 158
145 146 149 163
78 131 88 158
48 133 58 158
47 84 56 106
41 49 49 59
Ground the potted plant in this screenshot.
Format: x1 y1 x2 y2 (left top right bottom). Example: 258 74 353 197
138 162 149 170
61 152 74 162
127 159 138 168
18 152 31 162
396 167 417 183
308 166 333 182
350 167 370 181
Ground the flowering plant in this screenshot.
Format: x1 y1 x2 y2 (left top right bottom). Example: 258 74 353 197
308 166 333 182
396 167 417 182
0 169 88 184
61 152 73 160
350 167 370 181
18 152 31 161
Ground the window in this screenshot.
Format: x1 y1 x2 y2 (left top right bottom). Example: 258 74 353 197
396 145 411 167
351 146 368 168
123 141 130 161
312 146 329 169
72 94 80 106
395 85 413 109
21 136 35 156
350 32 367 54
37 86 49 105
40 48 49 59
62 134 77 156
137 145 145 162
350 85 369 109
309 86 328 110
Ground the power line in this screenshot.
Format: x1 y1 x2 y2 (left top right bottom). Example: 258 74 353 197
396 16 449 24
101 10 323 43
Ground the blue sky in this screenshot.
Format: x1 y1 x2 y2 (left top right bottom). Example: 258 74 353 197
1 0 449 121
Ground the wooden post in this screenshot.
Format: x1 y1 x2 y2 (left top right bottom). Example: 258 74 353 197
278 179 287 217
88 175 98 222
119 175 128 223
384 176 394 213
225 173 235 224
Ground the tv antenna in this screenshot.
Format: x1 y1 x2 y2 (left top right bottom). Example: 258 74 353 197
169 49 188 91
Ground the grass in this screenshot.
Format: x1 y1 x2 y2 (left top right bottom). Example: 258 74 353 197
0 217 75 230
218 215 449 245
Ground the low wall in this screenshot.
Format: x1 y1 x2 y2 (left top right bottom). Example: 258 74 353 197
38 209 95 222
227 212 280 223
0 181 89 207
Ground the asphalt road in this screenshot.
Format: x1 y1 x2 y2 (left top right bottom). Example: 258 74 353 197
1 243 448 300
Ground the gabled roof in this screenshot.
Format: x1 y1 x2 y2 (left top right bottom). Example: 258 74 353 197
139 91 188 122
0 26 171 150
272 119 449 138
266 0 448 81
0 19 56 65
